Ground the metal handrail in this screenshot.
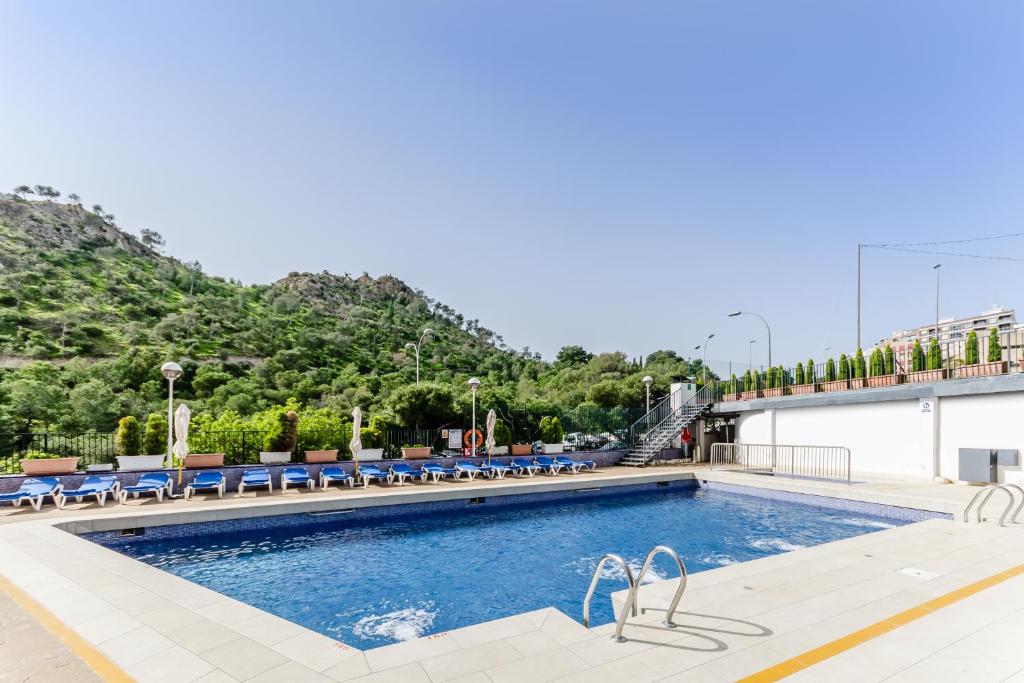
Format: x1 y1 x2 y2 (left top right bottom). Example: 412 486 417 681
628 384 714 449
1001 483 1024 523
610 545 688 642
963 484 1015 526
711 442 852 484
582 554 637 628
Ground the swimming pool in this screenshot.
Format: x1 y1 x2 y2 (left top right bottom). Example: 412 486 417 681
91 481 920 649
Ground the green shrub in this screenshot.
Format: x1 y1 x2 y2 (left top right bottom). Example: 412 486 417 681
964 330 979 365
912 340 925 372
853 349 865 379
838 353 849 379
794 362 805 385
142 413 168 455
539 416 564 443
23 450 61 459
988 327 1002 363
826 358 836 381
870 348 884 377
115 416 142 456
752 369 761 391
743 370 752 391
264 409 299 452
360 414 387 449
884 344 895 375
492 418 512 447
926 338 942 371
806 358 815 384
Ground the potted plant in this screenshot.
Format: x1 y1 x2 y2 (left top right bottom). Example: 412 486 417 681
740 369 761 400
260 409 298 464
957 328 1008 378
358 415 386 459
822 356 848 392
790 361 816 395
115 416 166 471
908 338 947 383
401 444 432 459
491 419 512 455
763 366 783 398
850 348 866 389
510 442 533 455
21 450 80 475
304 449 339 463
539 416 565 454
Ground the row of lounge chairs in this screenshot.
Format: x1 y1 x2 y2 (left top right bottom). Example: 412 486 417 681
0 456 598 512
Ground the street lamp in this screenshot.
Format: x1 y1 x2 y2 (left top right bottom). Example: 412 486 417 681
468 377 481 455
748 339 757 370
729 311 771 367
694 334 714 385
160 361 183 469
642 375 654 411
404 328 433 385
933 264 941 342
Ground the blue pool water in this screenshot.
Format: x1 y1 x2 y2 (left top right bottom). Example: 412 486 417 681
97 484 909 648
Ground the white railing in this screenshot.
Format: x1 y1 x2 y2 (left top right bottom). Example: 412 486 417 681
710 442 851 484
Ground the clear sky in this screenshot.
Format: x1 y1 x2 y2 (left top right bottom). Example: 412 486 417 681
3 1 1023 373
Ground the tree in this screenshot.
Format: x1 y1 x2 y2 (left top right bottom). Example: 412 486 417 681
838 353 849 379
140 229 165 249
752 369 761 391
185 260 203 295
988 327 1002 363
385 383 457 428
965 330 979 365
12 185 32 197
806 358 816 384
539 416 564 443
794 362 805 385
67 193 81 204
743 369 752 392
115 416 143 456
826 357 836 382
912 339 925 372
926 338 942 371
884 345 895 375
142 413 168 455
870 348 884 377
4 376 64 430
67 379 119 430
33 185 60 200
585 379 623 408
555 345 592 368
264 409 299 453
492 418 512 448
853 348 866 379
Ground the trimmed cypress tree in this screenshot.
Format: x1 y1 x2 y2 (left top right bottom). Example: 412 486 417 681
838 353 849 379
912 339 925 372
752 369 761 391
795 362 805 385
826 357 836 381
853 348 866 379
988 327 1002 363
806 358 816 384
870 348 884 377
926 338 942 371
115 416 142 456
884 344 895 375
142 413 168 455
965 330 979 365
743 369 752 391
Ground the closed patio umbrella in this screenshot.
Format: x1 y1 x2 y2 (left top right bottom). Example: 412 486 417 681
172 403 191 486
350 407 362 476
485 409 496 465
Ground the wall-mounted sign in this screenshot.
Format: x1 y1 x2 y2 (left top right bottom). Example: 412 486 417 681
448 429 463 449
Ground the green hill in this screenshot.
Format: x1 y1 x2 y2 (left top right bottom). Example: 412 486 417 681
0 194 703 436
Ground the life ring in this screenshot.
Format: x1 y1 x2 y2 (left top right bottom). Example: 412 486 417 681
464 429 484 449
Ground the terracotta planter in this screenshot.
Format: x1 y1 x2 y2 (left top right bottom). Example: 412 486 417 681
789 384 817 395
849 378 866 389
822 379 849 392
739 390 762 400
510 444 533 456
907 369 948 384
956 361 1008 378
304 450 339 463
401 446 431 459
866 375 904 388
21 457 79 476
184 453 224 469
762 388 783 398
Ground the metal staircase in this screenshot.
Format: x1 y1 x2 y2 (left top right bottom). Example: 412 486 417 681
619 384 715 467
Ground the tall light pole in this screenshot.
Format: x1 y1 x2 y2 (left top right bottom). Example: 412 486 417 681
160 361 183 469
404 328 433 385
729 311 771 367
933 264 941 341
642 375 654 411
694 333 714 385
748 339 757 370
857 243 862 350
468 377 480 455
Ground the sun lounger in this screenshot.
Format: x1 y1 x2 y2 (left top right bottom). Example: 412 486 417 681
281 466 314 491
421 463 459 482
320 465 354 490
119 472 173 503
58 476 118 508
238 468 272 493
484 460 513 479
357 464 389 487
510 459 541 477
0 477 62 511
454 461 489 480
554 456 591 473
184 471 225 499
533 456 564 475
388 463 425 485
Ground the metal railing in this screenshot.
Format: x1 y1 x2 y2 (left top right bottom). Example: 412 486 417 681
628 384 714 448
711 442 851 484
963 484 1021 526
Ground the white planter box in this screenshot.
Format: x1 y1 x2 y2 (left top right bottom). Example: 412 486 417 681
490 446 509 456
543 443 565 454
359 448 385 460
259 451 291 465
116 455 165 471
86 463 114 472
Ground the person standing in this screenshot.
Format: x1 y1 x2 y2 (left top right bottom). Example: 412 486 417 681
681 426 692 462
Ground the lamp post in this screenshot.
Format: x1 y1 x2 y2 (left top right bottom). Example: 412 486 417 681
404 328 433 385
642 375 654 411
729 311 771 367
933 264 941 342
468 377 480 455
160 361 183 469
694 334 714 385
748 339 757 371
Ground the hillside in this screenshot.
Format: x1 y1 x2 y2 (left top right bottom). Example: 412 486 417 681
0 194 702 434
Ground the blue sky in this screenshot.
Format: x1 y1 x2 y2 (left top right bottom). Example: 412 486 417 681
2 1 1023 372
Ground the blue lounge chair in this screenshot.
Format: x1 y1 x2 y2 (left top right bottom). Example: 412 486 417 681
184 471 225 499
238 468 272 493
119 472 173 503
388 463 425 485
320 465 354 490
483 460 513 479
58 476 118 508
556 455 595 472
421 463 459 482
357 464 389 487
533 456 564 475
510 459 541 477
454 461 489 480
281 466 314 491
0 477 62 512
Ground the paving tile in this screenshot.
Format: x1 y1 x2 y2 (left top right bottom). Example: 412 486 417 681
553 655 662 682
125 645 215 683
97 625 176 668
271 630 360 672
322 654 372 681
247 660 333 682
230 611 308 646
419 639 523 682
164 618 244 654
484 647 590 683
75 611 144 646
135 603 207 632
191 671 240 683
364 632 463 672
354 662 432 682
201 637 289 680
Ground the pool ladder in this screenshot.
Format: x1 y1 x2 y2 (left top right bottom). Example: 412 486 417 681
963 484 1024 526
582 545 688 643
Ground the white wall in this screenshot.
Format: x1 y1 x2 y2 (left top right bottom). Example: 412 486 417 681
734 391 1024 482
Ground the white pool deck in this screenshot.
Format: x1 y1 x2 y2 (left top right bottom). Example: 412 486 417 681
0 465 1021 682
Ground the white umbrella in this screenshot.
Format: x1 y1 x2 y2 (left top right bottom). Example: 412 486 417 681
171 403 191 485
350 407 362 476
485 409 496 464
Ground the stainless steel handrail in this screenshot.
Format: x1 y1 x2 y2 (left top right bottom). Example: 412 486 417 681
582 554 637 628
1001 483 1024 523
613 545 688 642
711 442 852 484
964 484 1015 526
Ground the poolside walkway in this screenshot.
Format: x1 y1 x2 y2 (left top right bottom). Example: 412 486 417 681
0 466 1021 682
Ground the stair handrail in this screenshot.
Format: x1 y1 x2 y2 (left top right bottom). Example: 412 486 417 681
628 384 715 448
1002 483 1024 523
582 553 637 628
964 484 1015 526
613 545 688 642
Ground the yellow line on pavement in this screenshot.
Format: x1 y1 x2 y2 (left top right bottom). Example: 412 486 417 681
0 574 134 682
738 562 1024 682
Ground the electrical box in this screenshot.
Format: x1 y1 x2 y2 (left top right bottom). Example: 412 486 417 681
670 381 697 411
958 448 1019 483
